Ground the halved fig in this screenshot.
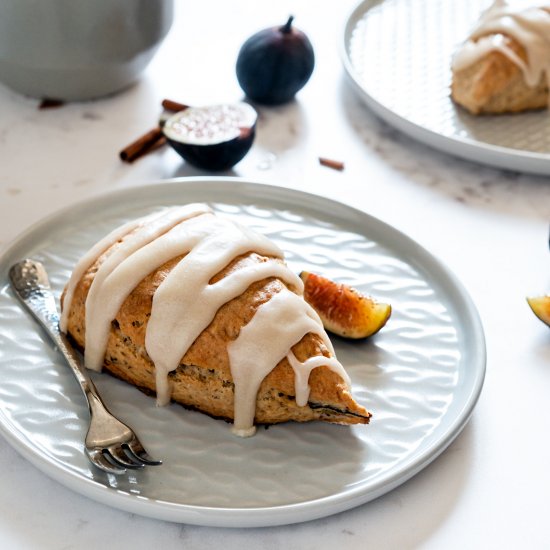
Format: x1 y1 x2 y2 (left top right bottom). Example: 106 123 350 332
527 295 550 327
300 271 391 339
162 102 257 171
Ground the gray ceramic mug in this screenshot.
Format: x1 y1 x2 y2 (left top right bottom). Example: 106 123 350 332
0 0 174 101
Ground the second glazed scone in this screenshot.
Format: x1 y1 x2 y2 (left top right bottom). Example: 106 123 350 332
451 2 550 115
61 204 371 436
451 36 548 115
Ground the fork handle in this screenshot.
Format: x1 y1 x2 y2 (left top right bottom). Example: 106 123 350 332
9 259 106 414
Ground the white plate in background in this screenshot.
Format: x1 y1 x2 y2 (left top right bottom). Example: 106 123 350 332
343 0 550 175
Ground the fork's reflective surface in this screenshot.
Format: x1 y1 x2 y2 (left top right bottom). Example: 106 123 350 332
9 259 162 475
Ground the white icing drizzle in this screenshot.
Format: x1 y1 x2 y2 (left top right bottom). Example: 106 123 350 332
84 204 212 371
60 208 169 332
145 220 303 406
227 288 350 437
64 206 350 436
452 1 550 88
286 351 349 407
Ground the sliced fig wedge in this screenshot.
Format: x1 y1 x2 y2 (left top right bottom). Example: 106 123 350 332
300 271 391 339
527 295 550 327
163 102 257 171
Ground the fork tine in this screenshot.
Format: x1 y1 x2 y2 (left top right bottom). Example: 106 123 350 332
125 438 162 466
87 449 126 475
107 446 145 469
9 259 162 475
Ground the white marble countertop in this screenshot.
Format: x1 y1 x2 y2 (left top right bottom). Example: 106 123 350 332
1 1 550 548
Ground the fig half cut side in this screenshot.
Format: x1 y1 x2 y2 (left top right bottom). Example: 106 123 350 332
300 271 391 339
163 102 257 171
527 295 550 327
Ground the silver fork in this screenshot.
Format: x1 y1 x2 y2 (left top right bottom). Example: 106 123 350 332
9 259 162 475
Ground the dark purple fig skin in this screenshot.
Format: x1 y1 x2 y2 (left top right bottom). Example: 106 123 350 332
166 128 256 171
236 16 315 105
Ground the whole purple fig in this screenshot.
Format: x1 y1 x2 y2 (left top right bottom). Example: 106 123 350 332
236 16 315 105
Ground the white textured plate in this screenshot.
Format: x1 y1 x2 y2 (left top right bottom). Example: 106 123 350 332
0 178 485 527
343 0 550 175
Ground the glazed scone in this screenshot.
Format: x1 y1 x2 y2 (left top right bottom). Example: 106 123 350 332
451 1 550 115
60 204 371 436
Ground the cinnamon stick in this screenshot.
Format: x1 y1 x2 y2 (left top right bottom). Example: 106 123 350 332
147 135 168 154
119 126 165 163
119 99 190 162
319 157 345 171
161 99 190 112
